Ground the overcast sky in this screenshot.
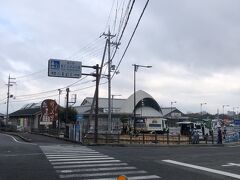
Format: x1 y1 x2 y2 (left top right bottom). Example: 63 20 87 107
1 0 240 114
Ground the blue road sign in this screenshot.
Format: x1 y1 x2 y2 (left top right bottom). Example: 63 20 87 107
48 59 82 78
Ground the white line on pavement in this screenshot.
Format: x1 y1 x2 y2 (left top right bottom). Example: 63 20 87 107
43 151 99 154
59 170 147 179
53 163 128 169
0 133 36 145
49 157 114 162
162 160 240 179
228 145 240 148
86 175 161 180
57 166 137 173
222 163 240 167
52 159 121 165
46 153 100 157
47 155 108 159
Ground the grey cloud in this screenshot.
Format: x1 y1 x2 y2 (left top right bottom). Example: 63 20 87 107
123 0 240 76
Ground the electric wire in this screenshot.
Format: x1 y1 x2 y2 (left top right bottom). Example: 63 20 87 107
112 0 150 79
110 0 135 63
104 0 117 33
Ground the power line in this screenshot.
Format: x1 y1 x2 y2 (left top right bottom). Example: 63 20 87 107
12 37 102 81
71 81 108 93
110 0 135 63
104 0 117 32
0 97 7 103
112 0 150 78
15 69 46 79
14 75 90 99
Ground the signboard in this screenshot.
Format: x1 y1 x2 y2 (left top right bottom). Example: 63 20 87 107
48 59 82 78
40 99 58 125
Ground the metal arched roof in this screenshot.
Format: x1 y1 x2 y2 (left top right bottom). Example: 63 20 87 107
120 90 162 115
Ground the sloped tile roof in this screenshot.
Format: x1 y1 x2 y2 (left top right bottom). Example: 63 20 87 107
9 107 41 117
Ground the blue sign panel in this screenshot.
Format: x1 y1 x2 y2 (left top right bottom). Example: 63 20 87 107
48 59 82 78
234 120 240 125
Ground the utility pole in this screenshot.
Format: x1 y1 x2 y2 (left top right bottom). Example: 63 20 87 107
94 64 99 143
66 88 69 124
107 29 112 134
58 89 62 131
6 74 16 126
103 29 119 133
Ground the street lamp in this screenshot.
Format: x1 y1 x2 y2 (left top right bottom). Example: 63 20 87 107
133 64 152 133
169 101 177 127
200 102 207 121
222 105 229 120
170 101 177 118
111 94 121 132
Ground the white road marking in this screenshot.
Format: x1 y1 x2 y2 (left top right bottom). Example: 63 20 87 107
44 151 99 154
222 163 240 167
49 157 114 162
57 166 137 173
52 159 121 165
41 145 160 179
53 163 128 169
0 133 36 145
0 153 43 157
46 154 101 157
163 160 240 179
59 170 147 178
47 155 108 159
87 175 161 180
228 145 240 148
41 146 95 150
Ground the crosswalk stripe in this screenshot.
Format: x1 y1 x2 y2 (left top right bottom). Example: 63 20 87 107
52 159 121 165
53 163 129 169
86 175 161 180
43 151 98 153
44 152 100 155
41 146 91 149
46 153 101 157
57 166 137 173
49 157 114 162
41 145 160 179
47 155 108 159
59 170 147 179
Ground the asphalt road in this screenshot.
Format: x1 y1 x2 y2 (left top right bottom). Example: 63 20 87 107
0 133 60 180
0 132 240 180
91 144 240 180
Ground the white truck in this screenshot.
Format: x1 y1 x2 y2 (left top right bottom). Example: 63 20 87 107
135 117 168 134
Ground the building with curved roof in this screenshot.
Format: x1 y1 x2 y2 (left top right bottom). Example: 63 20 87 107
120 90 162 116
75 90 165 133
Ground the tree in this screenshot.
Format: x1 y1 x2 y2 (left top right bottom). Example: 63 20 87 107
59 107 78 124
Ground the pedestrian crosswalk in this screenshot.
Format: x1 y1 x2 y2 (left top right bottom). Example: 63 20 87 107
40 145 161 180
